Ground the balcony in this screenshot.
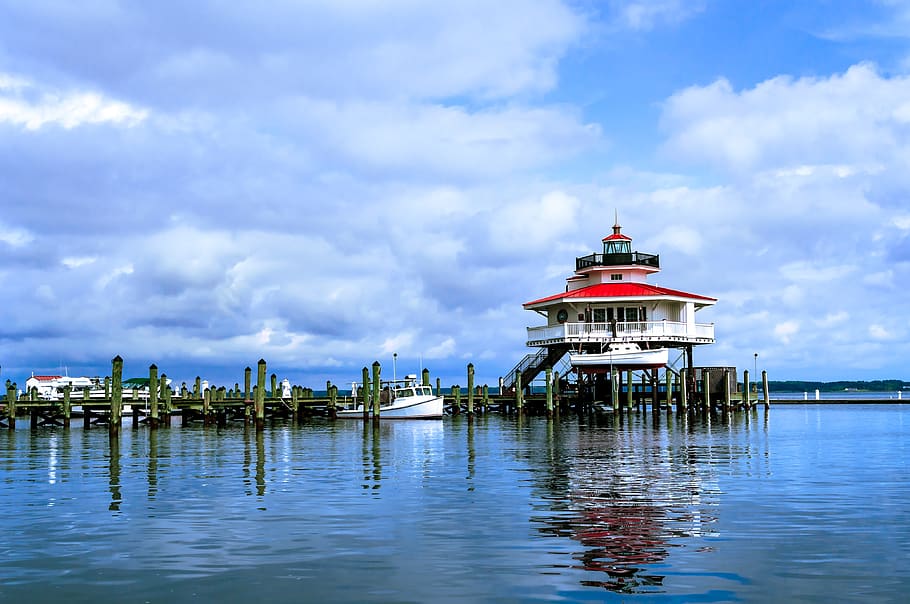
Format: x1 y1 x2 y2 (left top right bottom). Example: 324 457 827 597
526 320 714 347
575 252 660 271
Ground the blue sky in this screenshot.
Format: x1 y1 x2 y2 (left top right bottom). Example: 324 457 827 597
2 0 910 390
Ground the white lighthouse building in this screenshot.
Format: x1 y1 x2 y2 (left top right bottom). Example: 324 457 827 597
508 217 716 398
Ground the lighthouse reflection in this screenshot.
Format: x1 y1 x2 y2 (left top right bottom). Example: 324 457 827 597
527 414 723 594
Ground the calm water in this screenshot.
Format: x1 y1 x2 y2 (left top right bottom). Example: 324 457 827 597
1 406 908 603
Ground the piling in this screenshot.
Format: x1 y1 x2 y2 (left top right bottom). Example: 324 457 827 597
194 376 201 400
724 368 732 412
62 385 71 428
422 368 430 387
762 370 770 409
546 366 554 416
110 355 123 436
244 366 252 401
271 374 278 399
514 369 523 413
482 384 489 412
467 364 475 416
161 374 172 426
626 370 633 411
329 384 337 418
436 377 441 398
679 368 688 412
610 368 619 412
665 370 672 413
149 364 159 428
703 369 711 412
743 369 750 409
6 383 16 429
203 387 212 423
371 361 381 420
362 367 370 421
256 359 266 430
453 385 461 415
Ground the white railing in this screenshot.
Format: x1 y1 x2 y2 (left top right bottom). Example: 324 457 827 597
526 320 714 345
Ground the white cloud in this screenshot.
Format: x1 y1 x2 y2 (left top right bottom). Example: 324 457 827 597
869 324 896 340
0 73 148 130
774 321 800 344
62 256 97 269
0 223 33 247
780 261 856 282
610 0 706 31
660 64 910 173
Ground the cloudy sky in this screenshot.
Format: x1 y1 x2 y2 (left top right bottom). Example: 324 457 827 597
2 0 910 389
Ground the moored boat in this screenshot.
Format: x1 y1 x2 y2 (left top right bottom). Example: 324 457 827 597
337 374 444 419
569 342 668 369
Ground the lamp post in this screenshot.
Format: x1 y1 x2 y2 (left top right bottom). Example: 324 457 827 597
393 353 397 383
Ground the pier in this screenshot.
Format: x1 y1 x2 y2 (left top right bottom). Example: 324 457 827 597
1 356 776 433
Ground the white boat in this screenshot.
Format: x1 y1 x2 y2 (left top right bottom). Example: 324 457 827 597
569 343 668 369
337 374 444 419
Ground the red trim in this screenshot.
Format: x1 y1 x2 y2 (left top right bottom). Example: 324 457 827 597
602 233 632 242
524 282 716 307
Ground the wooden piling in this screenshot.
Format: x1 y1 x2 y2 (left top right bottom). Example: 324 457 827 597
610 368 619 412
453 385 461 415
422 368 430 387
546 366 554 415
371 361 381 420
626 370 633 411
110 355 123 436
6 383 16 430
149 364 159 428
665 370 672 413
703 369 711 412
467 364 475 416
762 370 770 409
255 359 266 430
62 385 71 428
724 368 732 412
436 377 441 398
271 374 278 399
743 369 750 409
362 367 370 421
244 366 252 401
514 369 523 413
161 374 172 427
482 384 489 413
329 384 337 419
679 368 688 412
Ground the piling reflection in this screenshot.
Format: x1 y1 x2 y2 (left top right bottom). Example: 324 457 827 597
147 429 158 500
358 420 384 491
526 412 749 594
108 435 121 512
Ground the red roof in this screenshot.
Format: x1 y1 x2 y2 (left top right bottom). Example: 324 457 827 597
524 282 716 308
602 233 632 242
29 375 62 381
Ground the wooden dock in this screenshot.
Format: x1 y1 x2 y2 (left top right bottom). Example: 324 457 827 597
1 357 779 432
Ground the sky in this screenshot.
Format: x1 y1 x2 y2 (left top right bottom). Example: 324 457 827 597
2 0 910 390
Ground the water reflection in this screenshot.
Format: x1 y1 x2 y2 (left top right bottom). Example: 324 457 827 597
526 412 742 594
361 420 383 491
108 435 121 512
147 428 158 500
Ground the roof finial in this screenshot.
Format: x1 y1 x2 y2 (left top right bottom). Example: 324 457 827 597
613 209 621 236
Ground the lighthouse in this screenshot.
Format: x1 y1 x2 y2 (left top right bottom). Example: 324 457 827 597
508 216 716 401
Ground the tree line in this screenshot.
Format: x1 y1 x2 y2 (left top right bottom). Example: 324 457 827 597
768 380 908 392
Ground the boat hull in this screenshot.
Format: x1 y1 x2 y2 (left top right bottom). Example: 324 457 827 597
570 348 668 370
336 396 445 419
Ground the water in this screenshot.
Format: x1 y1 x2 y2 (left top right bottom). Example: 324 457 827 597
1 406 908 603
